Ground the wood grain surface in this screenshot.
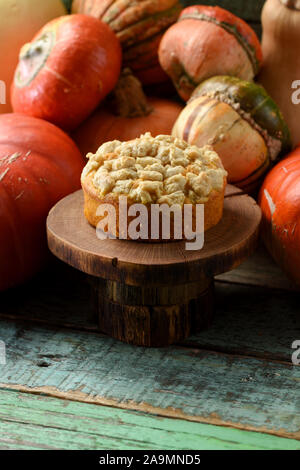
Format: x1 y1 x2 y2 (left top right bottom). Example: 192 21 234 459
47 186 261 285
0 248 298 361
0 319 299 440
0 388 298 450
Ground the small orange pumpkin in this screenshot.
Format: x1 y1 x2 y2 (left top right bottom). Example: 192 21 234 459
159 5 263 101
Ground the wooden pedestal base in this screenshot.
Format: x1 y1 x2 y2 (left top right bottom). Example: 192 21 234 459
47 186 261 347
90 277 214 347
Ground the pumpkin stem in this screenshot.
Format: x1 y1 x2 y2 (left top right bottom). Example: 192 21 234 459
110 68 153 118
280 0 300 10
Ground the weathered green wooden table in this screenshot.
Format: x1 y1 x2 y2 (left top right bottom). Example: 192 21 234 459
0 245 299 450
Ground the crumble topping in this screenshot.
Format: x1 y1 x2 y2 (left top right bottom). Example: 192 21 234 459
82 133 227 205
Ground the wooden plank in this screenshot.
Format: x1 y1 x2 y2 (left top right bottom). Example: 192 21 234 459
46 188 261 286
0 388 298 451
0 260 97 331
187 282 300 362
0 320 299 439
217 245 299 291
0 247 297 362
0 389 296 451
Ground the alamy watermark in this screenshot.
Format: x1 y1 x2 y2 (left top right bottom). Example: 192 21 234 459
96 197 205 251
291 80 300 104
291 340 300 366
0 80 6 105
0 340 6 365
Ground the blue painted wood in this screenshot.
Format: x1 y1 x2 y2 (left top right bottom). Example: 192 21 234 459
0 320 299 439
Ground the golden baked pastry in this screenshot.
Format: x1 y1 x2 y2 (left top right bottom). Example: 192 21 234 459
81 133 227 242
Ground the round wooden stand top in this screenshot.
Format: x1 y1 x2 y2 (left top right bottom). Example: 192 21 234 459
47 185 261 287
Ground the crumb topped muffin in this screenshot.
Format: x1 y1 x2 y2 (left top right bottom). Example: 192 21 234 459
81 133 227 241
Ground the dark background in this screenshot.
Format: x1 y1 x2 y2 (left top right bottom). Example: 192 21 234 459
63 1 266 37
180 0 265 36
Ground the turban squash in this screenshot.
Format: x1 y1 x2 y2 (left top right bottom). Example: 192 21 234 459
71 0 182 85
0 113 84 292
172 76 291 193
159 5 263 101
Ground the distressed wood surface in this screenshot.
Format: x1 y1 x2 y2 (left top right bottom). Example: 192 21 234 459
0 247 298 362
0 388 298 450
188 282 300 362
181 0 265 22
0 319 299 440
217 245 299 291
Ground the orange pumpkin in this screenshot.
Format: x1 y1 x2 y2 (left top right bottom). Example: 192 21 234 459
159 5 263 101
71 0 182 85
0 0 67 114
259 147 300 286
0 113 84 292
11 14 122 131
73 69 183 156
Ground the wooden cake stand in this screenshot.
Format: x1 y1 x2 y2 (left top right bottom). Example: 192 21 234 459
47 185 261 347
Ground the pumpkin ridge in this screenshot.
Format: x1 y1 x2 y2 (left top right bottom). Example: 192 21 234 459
117 4 182 48
123 28 169 60
191 78 291 161
183 99 219 142
104 0 180 31
179 13 260 75
209 117 243 146
234 157 271 186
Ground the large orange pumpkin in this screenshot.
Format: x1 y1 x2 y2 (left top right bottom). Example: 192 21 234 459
259 147 300 286
71 0 182 86
0 113 84 292
73 69 183 156
11 14 122 131
159 5 263 101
